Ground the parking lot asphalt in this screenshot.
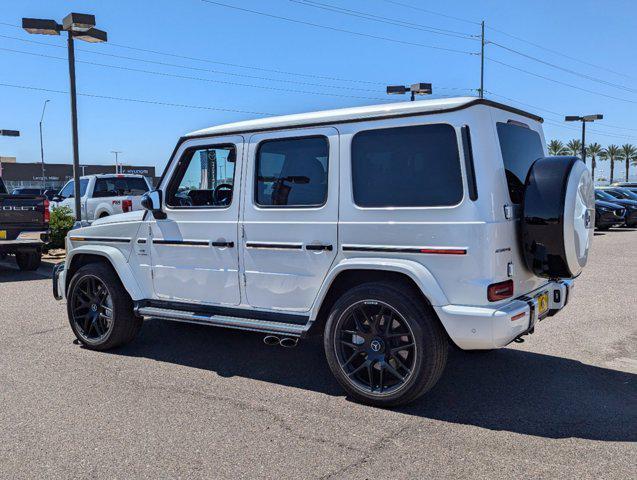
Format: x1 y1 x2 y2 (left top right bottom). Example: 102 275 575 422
0 230 635 479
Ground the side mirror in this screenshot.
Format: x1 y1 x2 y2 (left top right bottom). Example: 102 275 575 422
52 195 62 202
141 190 167 219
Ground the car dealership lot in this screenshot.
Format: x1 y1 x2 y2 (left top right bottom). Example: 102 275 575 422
0 231 635 479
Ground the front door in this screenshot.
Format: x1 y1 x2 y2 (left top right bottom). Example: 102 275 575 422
149 136 243 305
241 128 339 312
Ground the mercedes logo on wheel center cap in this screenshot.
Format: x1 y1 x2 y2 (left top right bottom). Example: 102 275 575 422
370 340 382 352
91 304 98 312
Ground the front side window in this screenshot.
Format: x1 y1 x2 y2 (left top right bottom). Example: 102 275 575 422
166 146 236 208
256 136 328 207
58 179 89 198
351 124 463 207
496 122 544 204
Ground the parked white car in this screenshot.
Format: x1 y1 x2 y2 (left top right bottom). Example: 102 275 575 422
51 174 151 222
53 97 594 407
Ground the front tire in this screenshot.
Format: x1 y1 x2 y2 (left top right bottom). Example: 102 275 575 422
15 251 41 271
324 282 448 407
67 263 142 350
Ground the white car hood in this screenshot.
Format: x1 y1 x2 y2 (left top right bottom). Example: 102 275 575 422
91 210 146 226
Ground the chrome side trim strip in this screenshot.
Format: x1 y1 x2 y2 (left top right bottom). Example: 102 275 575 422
342 244 468 255
245 242 303 250
69 236 131 243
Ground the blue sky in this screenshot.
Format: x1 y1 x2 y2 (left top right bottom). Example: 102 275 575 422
1 0 636 180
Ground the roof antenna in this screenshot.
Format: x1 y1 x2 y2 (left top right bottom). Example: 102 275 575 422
386 83 432 101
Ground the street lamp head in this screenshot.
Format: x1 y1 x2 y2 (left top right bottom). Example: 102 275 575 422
74 27 107 43
582 114 603 122
0 130 20 137
62 13 96 32
564 115 581 122
22 18 61 35
386 85 409 95
410 83 433 95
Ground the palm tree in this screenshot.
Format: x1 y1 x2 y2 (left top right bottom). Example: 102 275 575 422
620 144 636 182
602 145 621 184
588 143 602 183
566 139 582 157
548 140 566 156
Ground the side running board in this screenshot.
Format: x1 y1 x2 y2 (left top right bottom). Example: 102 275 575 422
134 306 308 337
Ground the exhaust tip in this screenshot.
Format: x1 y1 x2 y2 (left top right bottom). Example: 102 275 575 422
279 337 298 348
263 335 280 346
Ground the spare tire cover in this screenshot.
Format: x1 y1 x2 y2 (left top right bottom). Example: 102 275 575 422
521 156 594 279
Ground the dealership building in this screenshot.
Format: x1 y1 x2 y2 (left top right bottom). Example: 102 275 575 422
0 158 156 192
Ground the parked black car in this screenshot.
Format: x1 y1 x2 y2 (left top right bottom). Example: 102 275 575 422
595 199 625 230
595 189 637 227
11 187 57 200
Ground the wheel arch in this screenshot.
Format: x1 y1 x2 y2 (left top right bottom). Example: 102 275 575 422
65 246 144 300
308 258 449 334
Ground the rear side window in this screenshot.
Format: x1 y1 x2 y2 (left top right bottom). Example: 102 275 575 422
496 122 544 204
93 177 149 197
351 124 463 207
256 136 328 207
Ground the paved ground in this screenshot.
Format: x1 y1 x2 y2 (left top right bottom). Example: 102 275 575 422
0 230 635 479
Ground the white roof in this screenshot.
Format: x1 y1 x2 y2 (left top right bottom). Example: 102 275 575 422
187 96 489 137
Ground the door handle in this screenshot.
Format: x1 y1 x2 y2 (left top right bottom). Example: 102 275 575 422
211 241 234 248
306 244 333 251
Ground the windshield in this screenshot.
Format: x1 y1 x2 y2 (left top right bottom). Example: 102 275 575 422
496 122 544 204
595 190 617 201
58 179 89 198
608 189 637 200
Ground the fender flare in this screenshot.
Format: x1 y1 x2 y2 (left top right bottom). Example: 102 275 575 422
66 245 144 300
309 257 449 321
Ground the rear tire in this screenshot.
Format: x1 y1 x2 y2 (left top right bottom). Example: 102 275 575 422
324 282 448 407
67 263 142 350
15 251 41 271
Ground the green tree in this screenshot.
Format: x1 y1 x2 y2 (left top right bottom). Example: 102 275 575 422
548 139 566 156
588 142 602 183
48 206 75 249
566 139 582 157
620 144 636 182
601 144 621 184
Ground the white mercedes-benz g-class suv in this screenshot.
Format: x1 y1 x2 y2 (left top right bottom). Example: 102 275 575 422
53 97 594 407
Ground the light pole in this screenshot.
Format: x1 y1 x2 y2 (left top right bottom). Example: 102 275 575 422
23 14 107 222
386 83 433 101
39 100 50 190
111 150 122 173
565 114 603 163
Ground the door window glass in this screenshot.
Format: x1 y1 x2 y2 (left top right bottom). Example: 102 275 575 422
496 122 544 204
256 136 328 207
351 124 463 207
58 179 89 198
166 146 236 208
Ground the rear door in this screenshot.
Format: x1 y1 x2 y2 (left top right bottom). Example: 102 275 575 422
241 127 338 312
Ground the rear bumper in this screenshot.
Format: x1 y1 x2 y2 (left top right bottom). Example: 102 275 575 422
0 230 49 248
434 279 573 350
53 262 65 300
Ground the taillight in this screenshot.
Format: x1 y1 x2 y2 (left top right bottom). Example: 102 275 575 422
487 279 514 302
43 199 50 223
122 199 133 213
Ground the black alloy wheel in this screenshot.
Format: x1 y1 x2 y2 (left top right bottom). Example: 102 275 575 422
70 275 114 344
324 282 448 407
335 300 416 395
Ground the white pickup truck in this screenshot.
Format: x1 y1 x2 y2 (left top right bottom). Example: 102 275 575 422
51 174 152 222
